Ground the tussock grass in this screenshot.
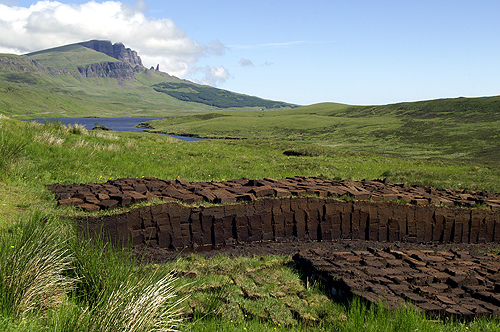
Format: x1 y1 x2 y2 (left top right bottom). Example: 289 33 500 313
82 273 185 332
0 124 27 171
91 131 119 139
67 229 186 332
0 212 187 331
67 123 88 135
72 138 121 151
0 212 74 317
124 139 138 150
34 131 65 146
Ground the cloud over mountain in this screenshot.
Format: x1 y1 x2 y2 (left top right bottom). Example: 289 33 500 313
0 0 228 85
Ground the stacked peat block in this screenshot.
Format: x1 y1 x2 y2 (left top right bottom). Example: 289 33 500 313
293 248 500 320
75 196 500 250
48 177 500 247
48 176 500 321
46 176 500 212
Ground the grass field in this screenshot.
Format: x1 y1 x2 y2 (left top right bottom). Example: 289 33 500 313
1 106 500 331
143 97 500 165
2 41 500 330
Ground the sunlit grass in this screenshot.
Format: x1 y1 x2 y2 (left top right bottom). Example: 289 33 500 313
0 212 187 331
0 212 74 317
1 114 500 330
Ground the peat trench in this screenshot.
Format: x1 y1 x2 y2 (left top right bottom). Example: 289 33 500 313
46 176 500 320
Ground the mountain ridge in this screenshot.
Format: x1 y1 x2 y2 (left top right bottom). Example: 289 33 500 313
0 40 298 117
26 41 148 80
77 40 143 67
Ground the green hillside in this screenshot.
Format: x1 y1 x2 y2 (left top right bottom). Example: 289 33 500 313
27 44 119 71
142 97 500 165
324 96 500 120
153 82 297 109
0 41 298 118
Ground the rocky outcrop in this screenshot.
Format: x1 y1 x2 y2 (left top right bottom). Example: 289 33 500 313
77 61 137 80
78 40 143 67
0 55 52 74
75 40 146 80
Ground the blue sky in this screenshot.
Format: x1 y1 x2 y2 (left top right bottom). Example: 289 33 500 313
1 0 500 105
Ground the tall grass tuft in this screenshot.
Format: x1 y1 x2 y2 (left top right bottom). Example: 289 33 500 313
68 123 88 135
91 131 119 140
69 231 186 331
0 124 27 171
0 212 74 317
83 272 185 332
34 131 65 146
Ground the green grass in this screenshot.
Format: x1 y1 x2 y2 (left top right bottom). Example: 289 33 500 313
143 97 500 165
27 44 119 71
1 101 500 330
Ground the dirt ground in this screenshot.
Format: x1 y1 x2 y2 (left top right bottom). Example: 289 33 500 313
140 239 500 262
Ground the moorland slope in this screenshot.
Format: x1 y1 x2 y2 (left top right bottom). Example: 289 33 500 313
0 40 297 118
141 96 500 165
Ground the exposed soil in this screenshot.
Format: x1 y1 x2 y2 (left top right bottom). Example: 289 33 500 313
138 238 499 262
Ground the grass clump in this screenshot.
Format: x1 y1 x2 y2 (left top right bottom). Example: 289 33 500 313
0 212 73 317
69 232 186 332
0 212 187 331
0 119 27 172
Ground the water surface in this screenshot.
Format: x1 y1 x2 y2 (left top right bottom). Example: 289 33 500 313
25 117 205 141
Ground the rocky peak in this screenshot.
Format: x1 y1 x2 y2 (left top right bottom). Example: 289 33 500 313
78 40 143 67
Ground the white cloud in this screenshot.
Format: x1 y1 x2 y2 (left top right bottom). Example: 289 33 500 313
0 0 228 84
205 39 227 56
239 58 253 67
188 65 229 86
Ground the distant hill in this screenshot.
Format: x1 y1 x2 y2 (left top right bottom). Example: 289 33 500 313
141 96 500 165
152 82 294 109
0 40 298 118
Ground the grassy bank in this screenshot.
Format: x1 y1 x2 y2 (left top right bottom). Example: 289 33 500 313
1 114 500 330
144 97 500 165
